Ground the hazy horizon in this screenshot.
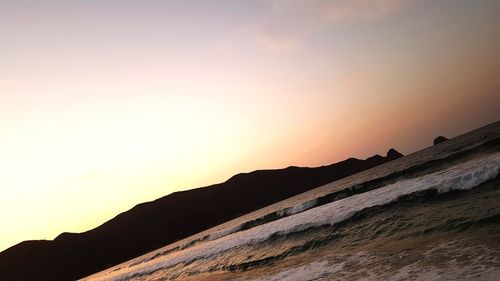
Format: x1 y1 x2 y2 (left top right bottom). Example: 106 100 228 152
1 0 499 252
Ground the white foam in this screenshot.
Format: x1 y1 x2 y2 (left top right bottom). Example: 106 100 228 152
208 225 242 241
280 198 318 216
85 152 500 281
208 198 319 241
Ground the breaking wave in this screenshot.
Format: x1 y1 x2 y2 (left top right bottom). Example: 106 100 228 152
199 137 500 243
104 152 500 281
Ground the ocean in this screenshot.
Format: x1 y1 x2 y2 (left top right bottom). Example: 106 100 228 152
82 121 500 281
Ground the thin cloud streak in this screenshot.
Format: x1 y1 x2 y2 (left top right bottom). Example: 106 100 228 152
257 0 412 51
320 0 410 23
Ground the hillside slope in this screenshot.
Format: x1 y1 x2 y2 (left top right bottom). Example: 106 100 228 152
0 149 402 281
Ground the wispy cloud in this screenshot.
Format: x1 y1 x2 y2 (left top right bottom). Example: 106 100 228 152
257 0 411 51
318 0 409 23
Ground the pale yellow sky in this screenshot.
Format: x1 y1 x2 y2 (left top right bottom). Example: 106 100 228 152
1 0 499 252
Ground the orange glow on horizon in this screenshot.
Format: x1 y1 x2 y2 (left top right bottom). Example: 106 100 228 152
1 0 499 252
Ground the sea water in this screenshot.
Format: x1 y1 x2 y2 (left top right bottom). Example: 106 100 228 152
83 122 500 281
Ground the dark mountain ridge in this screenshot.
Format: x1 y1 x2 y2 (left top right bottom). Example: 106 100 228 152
0 148 403 281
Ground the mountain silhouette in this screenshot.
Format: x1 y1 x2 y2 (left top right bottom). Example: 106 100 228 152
0 149 403 281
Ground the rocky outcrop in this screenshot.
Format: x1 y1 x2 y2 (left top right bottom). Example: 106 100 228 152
433 136 449 145
387 148 404 159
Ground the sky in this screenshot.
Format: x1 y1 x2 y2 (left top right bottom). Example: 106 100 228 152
1 0 499 252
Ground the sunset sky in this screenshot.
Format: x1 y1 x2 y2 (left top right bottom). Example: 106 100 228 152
1 0 499 252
